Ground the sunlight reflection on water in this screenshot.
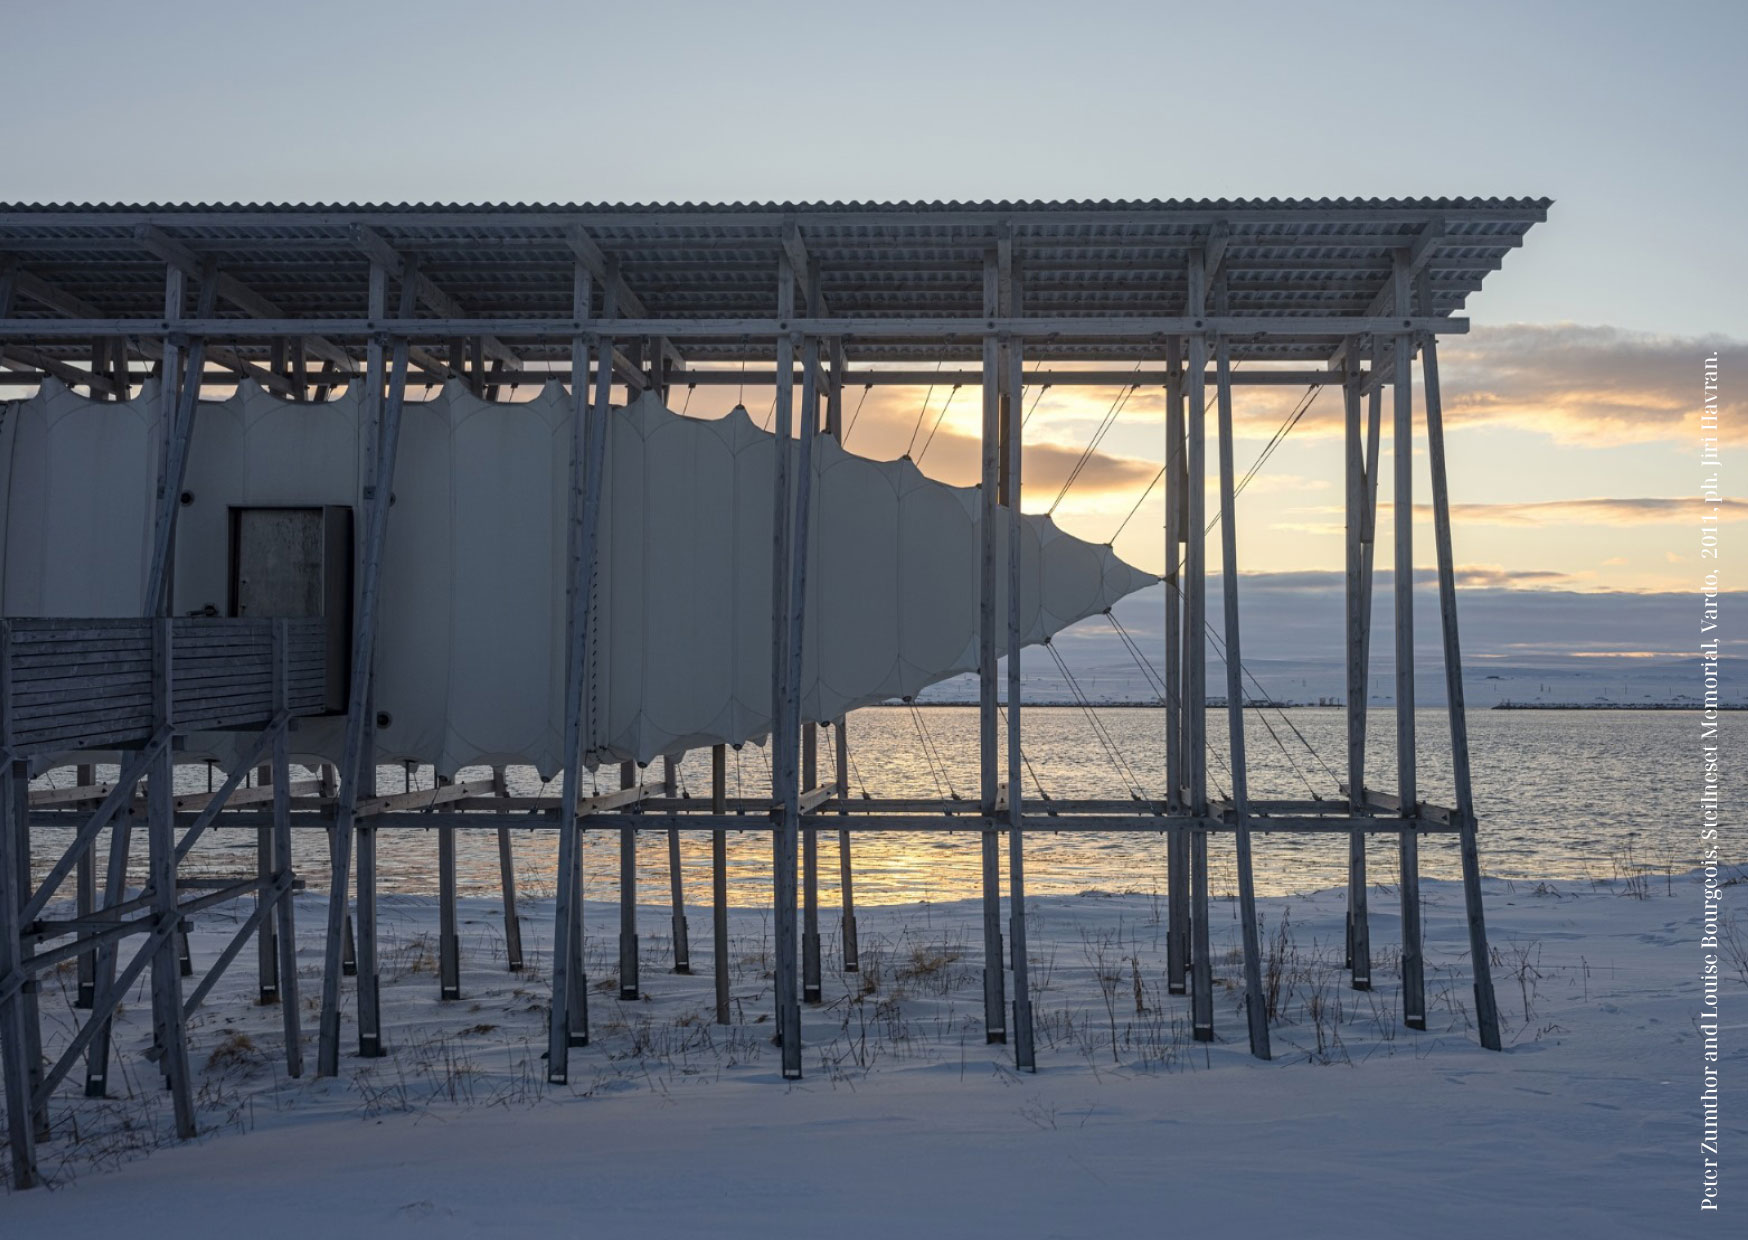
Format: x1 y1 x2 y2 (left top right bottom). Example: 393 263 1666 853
31 706 1696 906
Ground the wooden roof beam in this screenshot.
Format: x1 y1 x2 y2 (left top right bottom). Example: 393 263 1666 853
559 251 645 389
349 224 522 377
781 219 830 316
1 266 115 394
565 225 678 385
134 224 356 375
776 220 835 398
1204 222 1232 285
0 345 120 397
8 261 300 396
1329 220 1446 371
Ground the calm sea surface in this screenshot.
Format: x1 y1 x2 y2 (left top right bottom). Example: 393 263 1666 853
31 706 1705 905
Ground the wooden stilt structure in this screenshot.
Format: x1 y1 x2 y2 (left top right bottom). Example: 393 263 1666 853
1163 338 1190 998
493 766 525 972
1214 336 1272 1061
74 763 95 1009
618 759 638 1001
978 248 1007 1045
1422 334 1503 1051
0 199 1545 1183
802 720 822 1003
769 251 803 1079
1392 257 1427 1033
1184 251 1215 1043
438 790 461 1000
255 763 279 1003
664 754 690 974
822 352 860 975
711 744 730 1024
1343 348 1375 991
1002 243 1036 1069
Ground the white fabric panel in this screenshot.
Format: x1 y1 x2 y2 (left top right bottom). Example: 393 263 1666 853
372 382 570 777
589 392 1157 767
0 381 1156 776
0 379 161 618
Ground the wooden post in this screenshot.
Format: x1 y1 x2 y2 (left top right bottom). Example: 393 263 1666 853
10 753 45 1140
1343 345 1374 991
1392 278 1426 1030
256 763 279 1002
822 350 859 974
1215 340 1272 1061
1359 352 1386 970
148 621 196 1135
74 762 96 1008
355 433 402 1053
119 261 204 1120
769 257 803 1078
1 624 39 1184
271 622 303 1076
149 264 212 993
438 792 460 1000
547 264 601 1081
802 718 821 1003
354 788 381 1056
1422 337 1503 1051
144 266 217 617
82 795 134 1097
1185 255 1215 1042
492 767 524 971
156 266 184 506
777 321 819 1078
1 761 38 1187
289 338 307 400
176 917 194 977
317 260 412 1073
0 768 33 1182
664 754 690 973
317 762 356 975
619 760 639 999
1004 314 1035 1069
826 337 846 440
978 248 1007 1045
1164 337 1189 996
800 334 822 1008
834 719 858 972
711 744 730 1024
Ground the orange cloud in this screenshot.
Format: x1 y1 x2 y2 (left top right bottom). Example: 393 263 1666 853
837 383 1157 496
1436 325 1745 445
1436 497 1748 525
1211 325 1747 449
1277 497 1746 528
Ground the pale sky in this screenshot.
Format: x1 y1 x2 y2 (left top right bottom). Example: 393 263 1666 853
4 0 1742 607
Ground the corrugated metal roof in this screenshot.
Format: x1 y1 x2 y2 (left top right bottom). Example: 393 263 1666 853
0 199 1549 368
0 197 1553 213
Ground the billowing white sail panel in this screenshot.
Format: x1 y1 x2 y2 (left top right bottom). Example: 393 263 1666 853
590 392 1158 766
0 381 1156 775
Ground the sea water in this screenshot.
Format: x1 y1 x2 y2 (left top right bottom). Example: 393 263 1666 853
33 705 1700 906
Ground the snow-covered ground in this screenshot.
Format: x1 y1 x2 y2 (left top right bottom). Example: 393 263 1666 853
4 868 1741 1237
